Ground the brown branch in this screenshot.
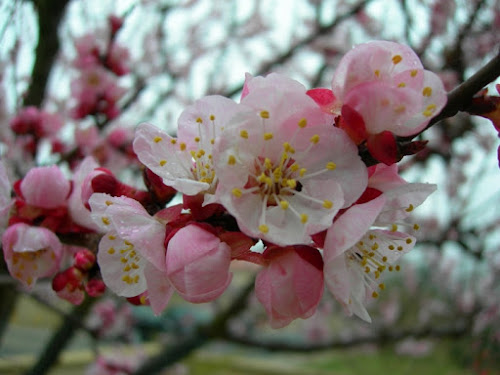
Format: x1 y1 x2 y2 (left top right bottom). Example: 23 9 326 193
403 46 500 141
220 321 470 352
23 0 70 107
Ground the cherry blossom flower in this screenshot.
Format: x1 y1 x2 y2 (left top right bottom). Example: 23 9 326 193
323 170 436 322
308 41 447 164
89 193 175 314
166 223 232 303
2 223 63 289
214 74 367 246
133 95 243 203
255 245 324 328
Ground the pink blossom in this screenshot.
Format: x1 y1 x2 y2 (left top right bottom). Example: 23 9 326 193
73 34 102 70
2 223 63 289
323 172 436 321
20 165 71 209
90 193 175 314
70 67 125 120
133 95 243 203
214 73 367 246
308 41 447 164
106 43 130 76
90 193 169 271
255 245 324 328
166 223 232 303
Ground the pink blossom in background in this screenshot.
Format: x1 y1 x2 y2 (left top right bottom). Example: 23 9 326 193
106 43 130 76
214 73 367 245
73 34 102 70
255 245 324 328
9 106 62 138
2 223 63 289
70 67 126 120
166 223 232 303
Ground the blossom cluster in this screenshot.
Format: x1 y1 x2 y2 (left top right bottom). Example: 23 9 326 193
0 41 447 328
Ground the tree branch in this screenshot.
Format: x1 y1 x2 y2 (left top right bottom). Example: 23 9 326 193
24 297 95 375
23 0 70 107
220 321 470 352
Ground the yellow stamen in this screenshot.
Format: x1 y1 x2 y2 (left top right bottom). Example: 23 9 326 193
323 200 333 209
232 188 242 198
259 224 269 233
392 54 402 64
326 162 336 170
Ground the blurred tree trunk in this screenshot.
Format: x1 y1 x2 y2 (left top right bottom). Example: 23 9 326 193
23 0 70 107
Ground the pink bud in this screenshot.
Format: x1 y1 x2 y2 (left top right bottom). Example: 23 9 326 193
85 278 106 297
64 266 85 289
52 272 69 292
166 224 232 303
74 249 96 271
20 165 71 209
255 245 324 329
9 107 40 135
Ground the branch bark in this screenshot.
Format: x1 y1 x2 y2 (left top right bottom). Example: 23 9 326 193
220 321 470 352
23 0 70 107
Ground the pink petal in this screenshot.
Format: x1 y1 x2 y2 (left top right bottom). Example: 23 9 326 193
20 165 71 209
144 262 174 315
97 230 148 297
2 223 62 289
324 195 386 260
255 246 324 328
166 224 232 303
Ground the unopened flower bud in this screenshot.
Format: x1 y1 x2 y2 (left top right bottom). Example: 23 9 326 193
74 249 96 271
85 278 106 297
